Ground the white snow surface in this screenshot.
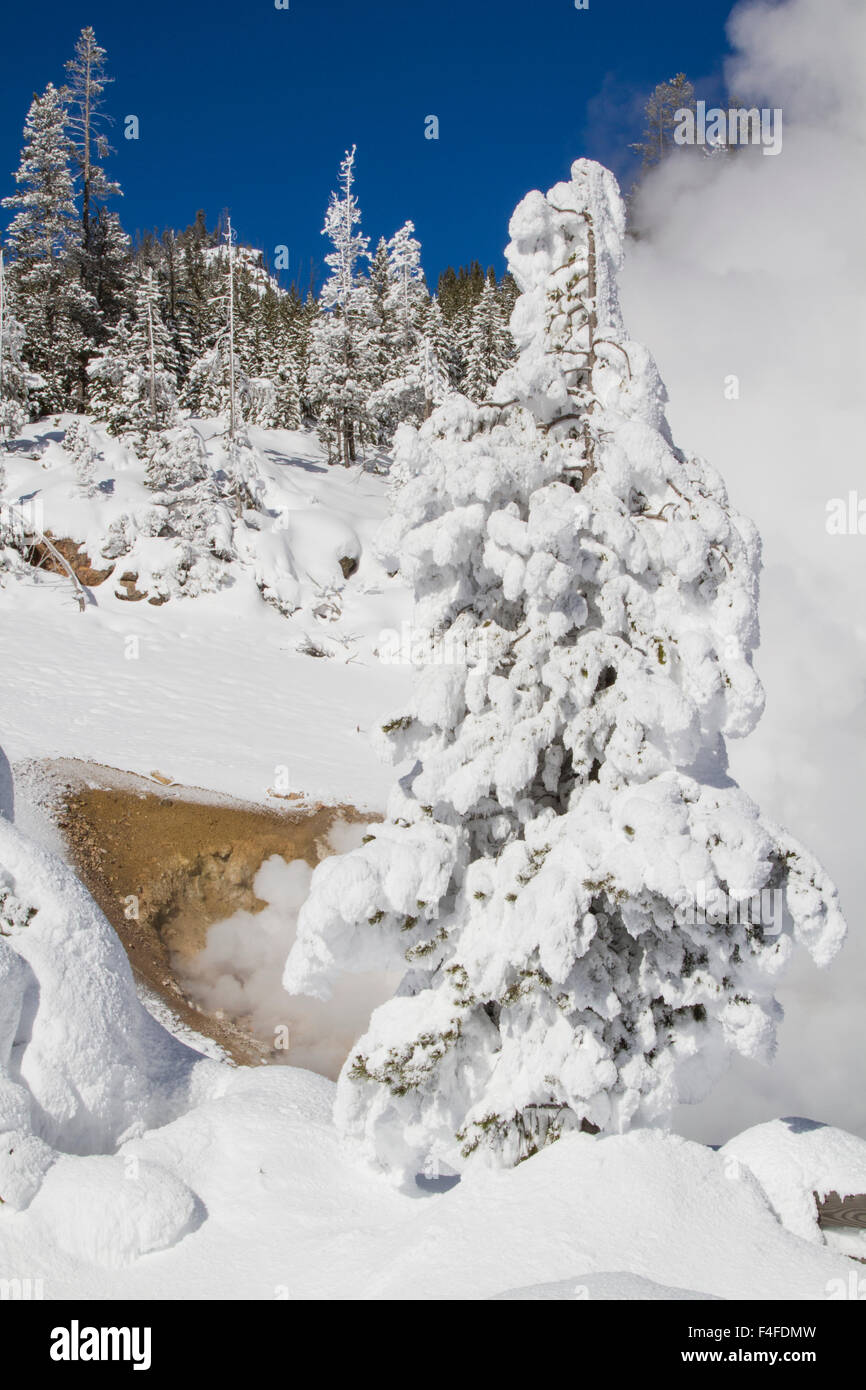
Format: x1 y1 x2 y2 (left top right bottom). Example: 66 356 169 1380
0 420 411 809
0 412 858 1297
722 1118 866 1245
0 774 853 1297
0 816 855 1299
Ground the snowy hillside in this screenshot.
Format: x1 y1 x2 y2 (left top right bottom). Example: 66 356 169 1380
0 419 412 807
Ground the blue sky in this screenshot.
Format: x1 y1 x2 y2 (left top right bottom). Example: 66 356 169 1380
1 0 739 288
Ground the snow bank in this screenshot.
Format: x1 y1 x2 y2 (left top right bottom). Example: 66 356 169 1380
0 886 857 1297
0 808 220 1218
29 1154 201 1268
722 1117 866 1243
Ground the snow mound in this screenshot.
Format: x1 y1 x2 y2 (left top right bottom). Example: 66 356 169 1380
29 1155 202 1268
493 1271 718 1300
722 1117 866 1243
0 809 220 1210
365 1127 849 1301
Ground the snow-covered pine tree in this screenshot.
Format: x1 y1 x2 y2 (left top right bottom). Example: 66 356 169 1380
61 28 125 401
252 288 302 429
365 223 436 441
145 424 234 562
285 159 846 1180
181 218 251 430
365 238 398 401
462 276 515 402
86 316 133 432
182 339 250 424
221 428 265 517
386 221 427 357
173 215 220 372
2 85 97 413
63 417 99 496
62 27 121 279
0 250 40 438
86 206 131 334
420 296 460 391
88 268 178 441
308 146 372 464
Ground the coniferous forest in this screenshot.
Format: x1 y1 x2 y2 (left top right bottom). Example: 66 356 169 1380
0 29 518 466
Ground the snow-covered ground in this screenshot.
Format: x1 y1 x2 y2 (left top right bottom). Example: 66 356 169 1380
0 420 412 809
1 419 864 1300
0 805 862 1300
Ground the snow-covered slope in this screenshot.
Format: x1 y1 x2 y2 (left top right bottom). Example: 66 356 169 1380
0 814 858 1298
1 415 861 1301
0 420 411 808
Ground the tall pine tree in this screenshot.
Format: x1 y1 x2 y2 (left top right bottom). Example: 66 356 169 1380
286 160 845 1180
308 146 372 464
2 85 97 412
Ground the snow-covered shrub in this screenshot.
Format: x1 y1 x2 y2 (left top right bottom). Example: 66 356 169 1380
63 417 99 496
220 429 266 516
139 426 237 592
99 511 138 559
285 159 846 1180
143 539 231 602
247 375 278 427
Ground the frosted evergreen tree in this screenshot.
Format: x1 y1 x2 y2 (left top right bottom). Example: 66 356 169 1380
365 238 398 399
88 268 177 440
181 218 251 429
2 85 97 412
182 339 250 423
61 28 125 395
86 316 133 432
421 296 460 390
86 206 132 332
145 425 234 561
386 221 427 356
63 27 121 270
221 428 265 517
462 277 515 402
0 250 40 438
145 423 205 494
63 417 98 496
285 159 845 1180
255 290 303 429
365 223 436 440
308 146 372 464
